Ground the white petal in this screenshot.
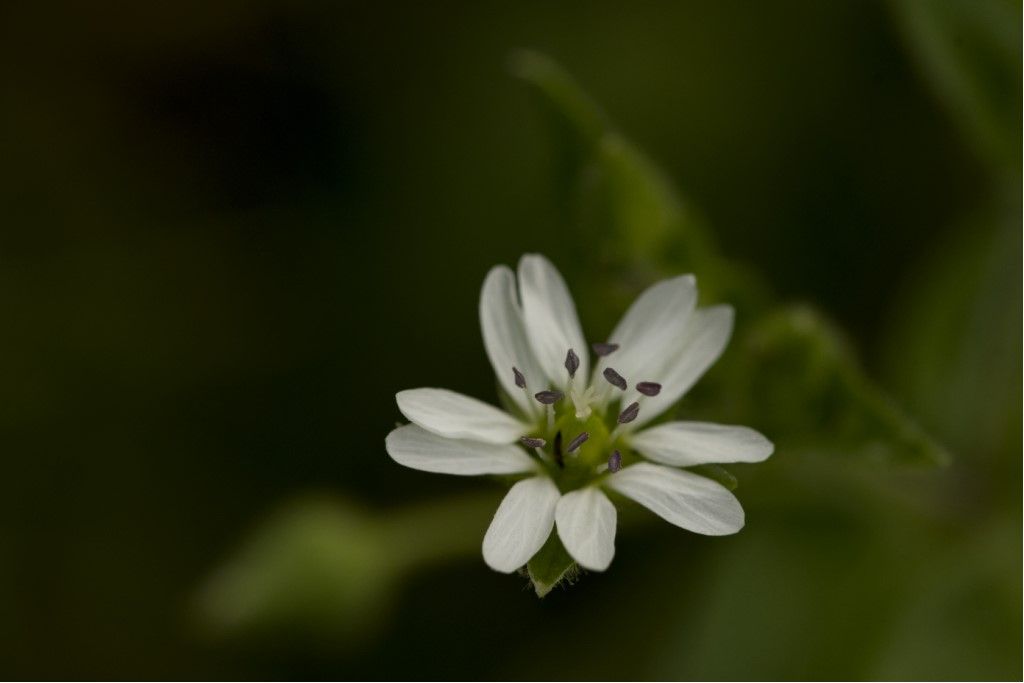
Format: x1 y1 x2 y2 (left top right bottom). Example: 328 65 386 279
482 476 560 573
605 462 744 535
518 254 588 388
629 421 774 467
630 305 734 427
396 388 529 444
595 274 697 395
385 424 536 476
479 265 544 417
555 487 616 571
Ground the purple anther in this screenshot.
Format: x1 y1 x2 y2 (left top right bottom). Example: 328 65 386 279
534 390 564 405
566 432 590 453
603 367 628 391
617 401 640 424
636 381 662 397
608 450 622 473
564 348 580 378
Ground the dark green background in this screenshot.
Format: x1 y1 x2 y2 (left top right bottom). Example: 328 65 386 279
2 0 1020 679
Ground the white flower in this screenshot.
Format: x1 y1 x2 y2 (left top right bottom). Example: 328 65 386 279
385 254 773 575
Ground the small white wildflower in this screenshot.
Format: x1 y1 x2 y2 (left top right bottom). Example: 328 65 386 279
385 254 773 575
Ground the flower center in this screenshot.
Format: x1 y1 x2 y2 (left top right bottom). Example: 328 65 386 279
512 345 662 492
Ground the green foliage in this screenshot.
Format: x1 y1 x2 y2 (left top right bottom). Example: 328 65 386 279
717 306 950 466
195 492 498 648
195 497 395 647
891 0 1022 173
510 49 752 308
508 51 606 157
882 205 1022 463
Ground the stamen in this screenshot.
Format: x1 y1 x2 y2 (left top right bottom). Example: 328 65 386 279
608 450 622 473
636 381 662 397
520 436 546 448
603 367 628 390
513 366 526 389
592 342 620 357
553 431 564 468
566 432 589 453
617 401 640 424
564 348 580 378
534 390 564 405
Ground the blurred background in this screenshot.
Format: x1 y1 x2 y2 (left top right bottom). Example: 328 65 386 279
1 0 1020 678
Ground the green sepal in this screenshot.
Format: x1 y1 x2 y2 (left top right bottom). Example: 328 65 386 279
526 531 578 598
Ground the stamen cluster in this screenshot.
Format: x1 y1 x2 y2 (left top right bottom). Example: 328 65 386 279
513 345 661 486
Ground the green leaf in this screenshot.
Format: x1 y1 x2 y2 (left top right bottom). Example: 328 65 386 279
892 0 1022 173
526 531 578 598
514 50 719 278
195 492 500 645
509 49 607 156
513 49 769 329
870 518 1022 679
194 497 395 647
595 133 719 275
713 306 950 467
881 204 1021 464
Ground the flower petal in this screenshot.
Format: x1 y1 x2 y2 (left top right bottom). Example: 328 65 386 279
595 274 697 395
480 265 545 417
629 421 774 467
555 486 616 571
605 462 744 535
385 424 536 476
629 305 734 427
396 388 529 444
482 476 560 573
518 254 588 388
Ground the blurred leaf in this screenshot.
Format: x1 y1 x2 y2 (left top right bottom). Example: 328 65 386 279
891 0 1022 173
513 48 747 305
195 496 395 648
871 517 1022 680
645 471 1022 680
651 513 904 679
710 306 950 466
527 531 577 598
195 491 498 648
882 204 1022 465
508 50 607 165
595 133 719 278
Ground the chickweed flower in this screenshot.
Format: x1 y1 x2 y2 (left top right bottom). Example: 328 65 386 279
385 255 772 578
